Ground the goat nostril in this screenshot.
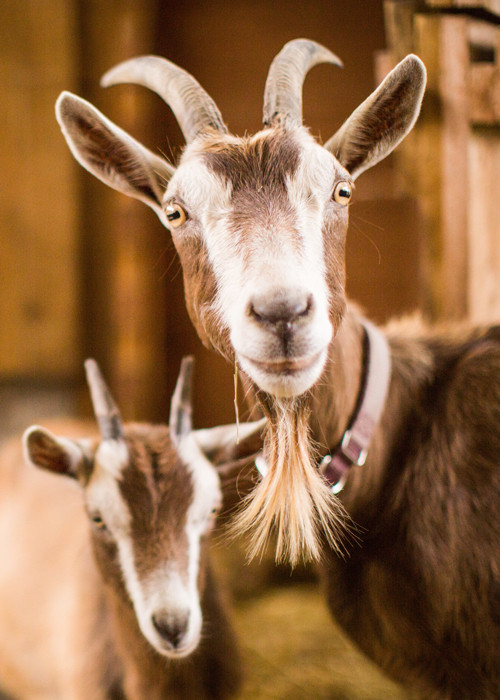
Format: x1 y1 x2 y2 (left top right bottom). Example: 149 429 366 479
152 612 189 648
249 292 314 325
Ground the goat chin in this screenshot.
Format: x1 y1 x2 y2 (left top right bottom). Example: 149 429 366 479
229 395 353 566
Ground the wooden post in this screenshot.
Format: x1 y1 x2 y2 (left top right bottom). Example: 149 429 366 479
79 0 169 422
383 1 500 322
0 0 80 380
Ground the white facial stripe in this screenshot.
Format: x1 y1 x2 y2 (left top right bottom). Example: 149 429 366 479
116 536 203 658
112 432 219 658
94 439 129 478
88 431 218 659
86 455 131 535
176 432 222 527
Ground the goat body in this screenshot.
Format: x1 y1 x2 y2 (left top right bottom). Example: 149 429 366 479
0 361 241 699
317 314 500 699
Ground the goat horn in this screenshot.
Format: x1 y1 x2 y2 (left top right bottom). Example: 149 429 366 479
169 356 194 444
84 359 125 441
263 39 342 128
101 56 227 143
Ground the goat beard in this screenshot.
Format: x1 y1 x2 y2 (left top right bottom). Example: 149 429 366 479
230 392 353 567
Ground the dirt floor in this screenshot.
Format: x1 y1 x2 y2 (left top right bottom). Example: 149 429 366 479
214 543 413 700
233 583 412 700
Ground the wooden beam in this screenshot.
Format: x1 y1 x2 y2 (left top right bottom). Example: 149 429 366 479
79 0 168 422
0 0 80 379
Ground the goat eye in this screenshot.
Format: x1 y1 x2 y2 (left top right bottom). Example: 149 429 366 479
90 514 107 531
165 202 187 228
333 181 352 206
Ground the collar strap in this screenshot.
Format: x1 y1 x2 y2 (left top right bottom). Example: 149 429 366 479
319 319 391 493
254 319 392 494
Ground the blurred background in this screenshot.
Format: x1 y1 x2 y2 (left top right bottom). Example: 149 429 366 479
2 0 499 436
0 0 499 698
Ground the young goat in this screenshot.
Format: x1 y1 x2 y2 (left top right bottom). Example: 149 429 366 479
0 358 245 700
55 42 500 698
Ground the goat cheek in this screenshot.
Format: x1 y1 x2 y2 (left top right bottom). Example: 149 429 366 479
196 542 209 593
323 221 347 332
175 238 223 351
91 537 122 587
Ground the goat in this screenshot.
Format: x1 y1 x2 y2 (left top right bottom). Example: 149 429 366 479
0 357 251 699
54 42 500 698
54 39 427 564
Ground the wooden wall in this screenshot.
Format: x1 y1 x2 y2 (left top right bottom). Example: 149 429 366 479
0 0 425 435
382 0 500 322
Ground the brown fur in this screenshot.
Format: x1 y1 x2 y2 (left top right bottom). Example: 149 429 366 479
173 231 228 358
202 130 300 194
309 311 500 700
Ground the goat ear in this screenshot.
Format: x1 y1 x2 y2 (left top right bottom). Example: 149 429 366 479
193 418 266 462
55 91 175 217
23 426 85 480
324 54 426 180
193 420 265 514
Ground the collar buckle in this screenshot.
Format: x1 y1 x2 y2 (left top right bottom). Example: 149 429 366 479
319 454 347 494
341 429 368 467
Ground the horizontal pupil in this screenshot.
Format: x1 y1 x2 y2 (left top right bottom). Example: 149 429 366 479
339 188 350 198
167 210 181 221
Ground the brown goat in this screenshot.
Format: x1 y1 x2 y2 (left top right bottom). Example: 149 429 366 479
54 39 500 698
0 359 249 700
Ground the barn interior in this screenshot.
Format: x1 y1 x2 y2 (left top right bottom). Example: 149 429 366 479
1 0 499 697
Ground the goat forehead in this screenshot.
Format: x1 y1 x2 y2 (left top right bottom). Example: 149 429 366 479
119 429 195 531
120 432 219 581
172 129 342 217
94 439 129 477
199 129 340 195
200 129 301 192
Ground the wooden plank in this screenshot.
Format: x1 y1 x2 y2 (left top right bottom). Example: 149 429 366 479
410 13 448 318
387 13 470 319
469 25 500 124
383 0 418 60
79 0 167 422
0 0 80 378
427 0 500 12
470 63 500 123
467 130 500 321
437 15 470 318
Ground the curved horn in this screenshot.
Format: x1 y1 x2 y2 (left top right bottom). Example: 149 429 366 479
169 356 194 444
263 38 342 128
84 359 124 441
101 56 227 143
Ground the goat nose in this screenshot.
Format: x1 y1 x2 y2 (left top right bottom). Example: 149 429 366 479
249 290 313 326
152 611 189 648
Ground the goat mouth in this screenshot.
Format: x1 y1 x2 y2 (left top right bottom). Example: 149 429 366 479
155 636 199 659
245 354 322 374
238 349 327 397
